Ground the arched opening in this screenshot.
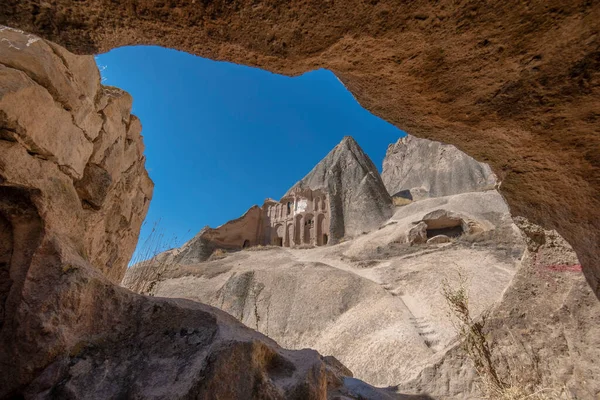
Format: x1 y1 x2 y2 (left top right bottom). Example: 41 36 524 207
2 14 599 400
316 213 327 246
303 213 314 245
322 234 328 245
242 239 250 249
272 224 285 247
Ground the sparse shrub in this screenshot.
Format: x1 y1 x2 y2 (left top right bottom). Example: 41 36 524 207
355 260 379 268
442 269 567 400
244 244 281 251
392 196 413 207
124 219 185 294
208 248 228 260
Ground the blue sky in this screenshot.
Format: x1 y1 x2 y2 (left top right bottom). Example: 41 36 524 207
95 46 405 253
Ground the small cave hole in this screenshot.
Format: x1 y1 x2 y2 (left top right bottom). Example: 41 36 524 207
423 215 465 239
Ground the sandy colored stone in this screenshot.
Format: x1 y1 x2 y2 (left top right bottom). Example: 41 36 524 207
125 190 524 388
400 218 600 399
408 222 428 245
426 234 450 244
0 25 102 140
382 134 496 200
1 7 600 399
0 65 93 178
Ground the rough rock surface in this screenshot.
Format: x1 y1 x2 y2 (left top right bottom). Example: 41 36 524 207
400 218 600 399
1 1 598 294
382 134 496 200
0 26 153 284
286 136 393 241
124 191 525 388
0 30 387 399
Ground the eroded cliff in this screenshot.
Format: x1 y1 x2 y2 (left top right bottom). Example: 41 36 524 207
382 134 496 200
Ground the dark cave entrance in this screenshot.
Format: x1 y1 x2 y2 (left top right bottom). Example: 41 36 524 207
422 213 466 239
426 225 464 239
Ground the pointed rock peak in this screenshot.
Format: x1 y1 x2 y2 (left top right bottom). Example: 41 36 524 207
334 135 363 154
285 135 393 241
338 135 358 147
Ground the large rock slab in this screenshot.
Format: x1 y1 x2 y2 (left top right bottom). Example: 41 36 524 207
381 134 496 200
399 218 600 399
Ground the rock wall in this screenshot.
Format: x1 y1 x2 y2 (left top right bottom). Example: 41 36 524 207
400 218 600 398
382 134 496 200
286 136 393 241
2 0 597 295
0 26 153 283
161 206 264 266
0 29 375 399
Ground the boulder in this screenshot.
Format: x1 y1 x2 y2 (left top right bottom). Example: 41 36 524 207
408 222 428 245
427 234 451 244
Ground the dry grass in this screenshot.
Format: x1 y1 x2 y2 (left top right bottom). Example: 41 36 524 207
392 196 413 207
442 269 568 400
208 248 228 260
125 219 185 294
244 244 281 251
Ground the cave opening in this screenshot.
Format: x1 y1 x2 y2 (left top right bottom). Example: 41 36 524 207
94 46 404 262
426 225 464 239
422 215 465 239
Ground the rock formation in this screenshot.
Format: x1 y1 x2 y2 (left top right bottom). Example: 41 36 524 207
286 136 393 241
382 134 496 200
0 28 389 399
140 136 391 269
3 1 598 295
2 1 600 396
0 26 153 283
400 217 600 399
123 190 528 389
